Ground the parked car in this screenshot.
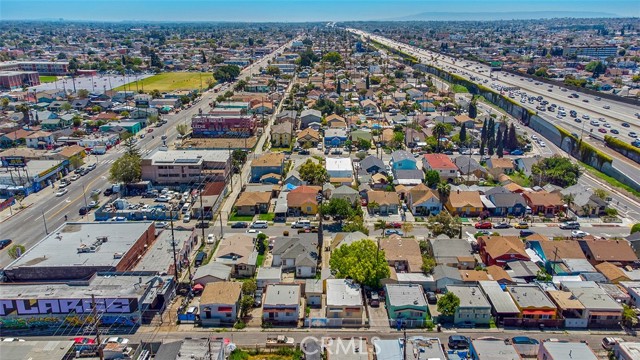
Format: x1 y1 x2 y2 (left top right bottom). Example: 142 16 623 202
369 292 380 307
493 222 511 229
559 221 580 230
474 221 492 229
0 239 12 249
207 234 215 244
601 337 625 350
87 163 97 171
250 221 269 229
384 229 404 236
386 222 402 229
299 149 310 155
519 230 535 237
103 188 113 196
183 214 191 223
90 188 101 197
56 188 69 197
155 221 168 228
102 337 129 345
514 222 529 229
426 292 437 305
79 206 91 216
70 174 80 181
571 230 589 238
231 222 249 228
448 335 470 350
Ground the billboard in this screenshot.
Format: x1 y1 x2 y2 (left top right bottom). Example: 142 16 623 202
1 156 26 168
191 115 256 138
0 297 139 316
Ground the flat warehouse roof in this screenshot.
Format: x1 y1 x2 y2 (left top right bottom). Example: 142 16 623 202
6 222 153 269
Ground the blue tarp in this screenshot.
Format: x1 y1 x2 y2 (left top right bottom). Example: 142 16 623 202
285 183 298 191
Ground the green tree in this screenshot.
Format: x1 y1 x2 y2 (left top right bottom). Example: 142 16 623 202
321 198 356 220
426 210 460 238
176 124 189 136
231 149 248 173
401 222 414 236
531 155 581 187
459 124 467 144
468 101 477 119
622 304 638 327
322 51 342 65
77 89 90 99
594 188 608 200
436 182 451 203
149 89 162 99
72 115 82 127
234 79 247 91
109 154 141 184
496 127 504 158
421 255 436 274
298 159 328 185
437 292 460 317
266 65 281 76
1 97 9 108
213 64 241 83
329 239 390 288
342 215 369 235
433 122 448 151
356 138 372 150
242 278 257 295
240 295 254 317
631 223 640 234
585 61 607 78
425 170 441 188
60 102 72 112
256 233 268 254
7 244 26 259
507 123 517 150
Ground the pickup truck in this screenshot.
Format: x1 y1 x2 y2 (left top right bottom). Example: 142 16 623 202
266 335 295 348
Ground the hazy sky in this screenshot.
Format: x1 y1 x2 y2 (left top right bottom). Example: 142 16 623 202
2 0 639 22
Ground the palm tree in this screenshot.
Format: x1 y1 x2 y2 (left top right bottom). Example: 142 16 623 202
437 182 451 204
433 122 448 152
374 219 387 238
562 193 575 216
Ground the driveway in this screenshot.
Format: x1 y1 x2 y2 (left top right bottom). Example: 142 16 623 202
367 302 390 331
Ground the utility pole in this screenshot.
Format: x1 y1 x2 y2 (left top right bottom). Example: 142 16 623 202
42 209 48 234
91 294 104 360
199 165 206 245
169 209 179 281
227 144 234 189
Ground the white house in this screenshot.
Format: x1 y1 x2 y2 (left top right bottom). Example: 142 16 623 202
262 283 301 325
326 157 353 180
25 131 55 149
271 237 318 278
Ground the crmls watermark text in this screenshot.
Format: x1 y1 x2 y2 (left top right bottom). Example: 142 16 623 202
300 337 383 356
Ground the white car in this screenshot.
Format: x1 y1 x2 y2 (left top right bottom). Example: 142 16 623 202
70 174 80 181
207 234 215 244
571 230 589 238
183 214 191 223
103 337 129 345
56 188 68 197
2 338 25 342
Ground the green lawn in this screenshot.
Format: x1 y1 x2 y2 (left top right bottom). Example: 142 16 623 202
114 72 208 92
229 211 254 222
452 84 470 93
258 213 275 221
510 172 532 187
256 254 265 267
39 75 58 83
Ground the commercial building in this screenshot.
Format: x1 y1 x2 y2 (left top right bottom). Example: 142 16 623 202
563 46 618 59
0 61 69 75
155 338 225 360
537 340 597 360
0 340 74 360
0 273 174 336
470 337 522 360
0 71 40 90
141 149 231 185
3 222 157 282
191 114 257 137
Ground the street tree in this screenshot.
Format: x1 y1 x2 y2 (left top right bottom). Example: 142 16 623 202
8 244 26 259
373 219 387 238
176 124 189 136
426 210 461 238
213 65 241 83
61 102 72 112
109 154 142 184
322 51 342 65
256 233 268 255
242 278 257 295
266 65 281 76
342 215 369 235
1 97 9 108
329 239 390 288
632 223 640 234
240 295 254 317
437 292 460 317
401 222 414 236
436 182 451 203
594 188 608 200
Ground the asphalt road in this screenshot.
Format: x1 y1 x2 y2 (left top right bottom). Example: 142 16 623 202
0 39 296 269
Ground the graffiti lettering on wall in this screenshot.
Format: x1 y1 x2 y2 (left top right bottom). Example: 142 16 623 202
0 314 139 330
0 298 139 316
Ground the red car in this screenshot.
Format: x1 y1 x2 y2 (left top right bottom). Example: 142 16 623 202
474 221 492 229
598 128 607 133
361 198 368 206
386 222 402 229
72 337 96 350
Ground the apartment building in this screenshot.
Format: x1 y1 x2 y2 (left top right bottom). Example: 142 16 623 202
141 149 230 185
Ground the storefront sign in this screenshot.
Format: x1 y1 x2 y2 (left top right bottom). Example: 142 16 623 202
1 156 26 168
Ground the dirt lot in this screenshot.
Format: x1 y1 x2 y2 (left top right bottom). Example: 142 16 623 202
181 136 258 150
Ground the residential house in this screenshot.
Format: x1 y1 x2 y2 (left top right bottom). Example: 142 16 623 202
326 114 347 128
192 262 232 286
275 110 297 125
459 269 491 283
560 184 607 217
613 342 640 360
484 187 527 216
486 265 514 284
199 281 243 326
394 169 424 186
326 157 353 183
325 279 364 326
537 341 597 360
300 109 322 129
324 128 348 147
505 261 542 283
433 265 464 291
361 99 378 113
256 267 282 289
423 154 459 181
579 239 639 266
478 236 530 267
385 284 429 327
506 284 558 323
271 237 318 278
563 281 624 328
271 121 294 148
214 234 258 277
454 156 488 180
380 236 423 273
296 128 321 147
350 129 373 144
446 285 492 325
250 153 284 182
390 150 417 171
331 231 369 250
429 237 474 267
445 190 483 216
407 183 441 216
283 169 305 187
262 283 301 325
626 232 640 259
469 338 522 360
359 155 386 174
486 157 515 178
454 114 476 129
619 282 640 306
331 185 359 205
304 279 323 307
25 131 55 149
234 191 272 216
287 185 321 216
595 262 631 284
41 115 72 131
367 191 400 215
478 281 521 324
522 191 564 216
514 157 538 177
528 240 588 275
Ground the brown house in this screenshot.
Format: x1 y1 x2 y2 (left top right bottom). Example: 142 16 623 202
522 191 564 215
595 262 630 284
379 236 423 273
234 191 272 216
580 239 639 266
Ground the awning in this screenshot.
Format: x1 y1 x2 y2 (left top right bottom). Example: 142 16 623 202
589 311 620 317
522 310 555 315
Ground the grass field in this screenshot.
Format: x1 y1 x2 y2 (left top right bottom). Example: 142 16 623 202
39 75 58 83
114 72 207 92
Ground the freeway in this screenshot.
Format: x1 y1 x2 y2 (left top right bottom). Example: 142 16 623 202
348 29 640 146
0 39 296 269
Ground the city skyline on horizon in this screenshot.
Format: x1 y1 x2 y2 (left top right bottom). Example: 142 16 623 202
2 0 639 22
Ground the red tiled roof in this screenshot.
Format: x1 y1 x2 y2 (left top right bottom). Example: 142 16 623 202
423 154 457 170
